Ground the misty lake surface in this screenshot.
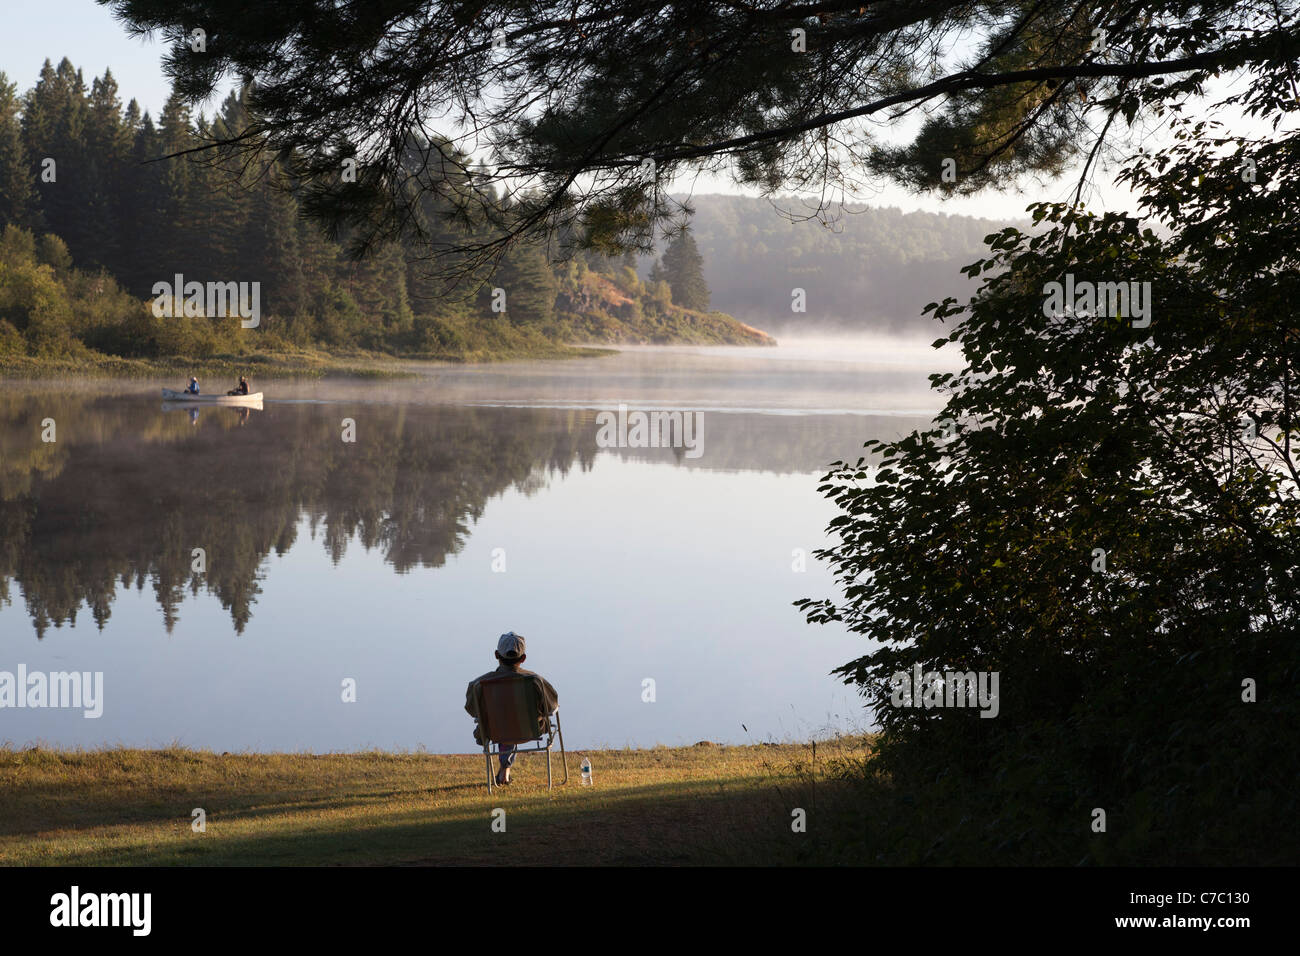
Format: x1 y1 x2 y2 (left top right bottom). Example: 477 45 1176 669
0 338 952 752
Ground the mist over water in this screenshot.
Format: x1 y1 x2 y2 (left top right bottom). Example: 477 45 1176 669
265 335 958 414
0 340 950 752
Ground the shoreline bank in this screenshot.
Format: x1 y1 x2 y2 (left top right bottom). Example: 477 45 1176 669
0 737 869 866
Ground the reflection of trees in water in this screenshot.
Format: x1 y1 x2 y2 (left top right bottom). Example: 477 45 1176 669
0 395 598 638
0 394 907 639
602 412 920 474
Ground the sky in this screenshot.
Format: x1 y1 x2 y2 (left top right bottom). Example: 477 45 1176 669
1 0 1162 223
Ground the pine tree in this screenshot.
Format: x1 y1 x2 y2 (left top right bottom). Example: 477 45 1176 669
155 90 200 278
242 175 306 321
205 91 255 281
647 256 666 287
659 227 709 311
118 111 167 295
401 140 474 310
22 59 89 256
495 240 557 326
0 72 37 230
82 69 130 272
113 96 143 278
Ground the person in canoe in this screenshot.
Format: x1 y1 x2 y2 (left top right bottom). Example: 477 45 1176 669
185 377 200 395
227 376 249 396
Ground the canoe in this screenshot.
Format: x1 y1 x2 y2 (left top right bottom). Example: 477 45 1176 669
161 388 264 404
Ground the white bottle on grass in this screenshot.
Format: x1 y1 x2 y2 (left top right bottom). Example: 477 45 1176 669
580 757 592 786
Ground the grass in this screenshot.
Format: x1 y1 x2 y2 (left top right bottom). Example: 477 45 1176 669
0 343 615 381
0 737 872 866
0 350 413 380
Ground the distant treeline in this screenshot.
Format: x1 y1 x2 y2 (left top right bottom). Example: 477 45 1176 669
678 194 1021 333
0 59 763 363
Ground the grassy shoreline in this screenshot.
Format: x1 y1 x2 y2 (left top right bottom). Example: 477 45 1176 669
0 343 617 382
0 737 869 866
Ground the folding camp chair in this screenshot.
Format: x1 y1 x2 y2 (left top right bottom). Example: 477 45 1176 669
472 673 567 794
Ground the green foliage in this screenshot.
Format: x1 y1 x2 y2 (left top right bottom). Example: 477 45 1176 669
494 240 557 327
798 88 1300 862
0 61 760 361
35 233 71 273
0 72 36 230
649 278 672 308
96 1 1291 257
658 227 710 312
0 319 21 356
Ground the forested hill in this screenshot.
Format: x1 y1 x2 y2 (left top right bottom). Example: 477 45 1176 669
0 59 768 369
680 194 1022 334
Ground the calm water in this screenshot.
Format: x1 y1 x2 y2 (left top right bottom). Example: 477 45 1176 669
0 338 950 751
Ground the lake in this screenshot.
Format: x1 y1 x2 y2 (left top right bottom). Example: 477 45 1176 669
0 337 952 752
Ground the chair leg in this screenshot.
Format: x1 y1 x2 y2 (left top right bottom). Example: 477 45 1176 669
485 748 494 794
556 714 568 784
547 748 553 790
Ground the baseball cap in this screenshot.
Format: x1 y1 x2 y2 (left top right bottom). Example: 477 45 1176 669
497 631 525 659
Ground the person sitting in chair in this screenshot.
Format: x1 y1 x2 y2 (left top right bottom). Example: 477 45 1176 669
465 632 558 786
